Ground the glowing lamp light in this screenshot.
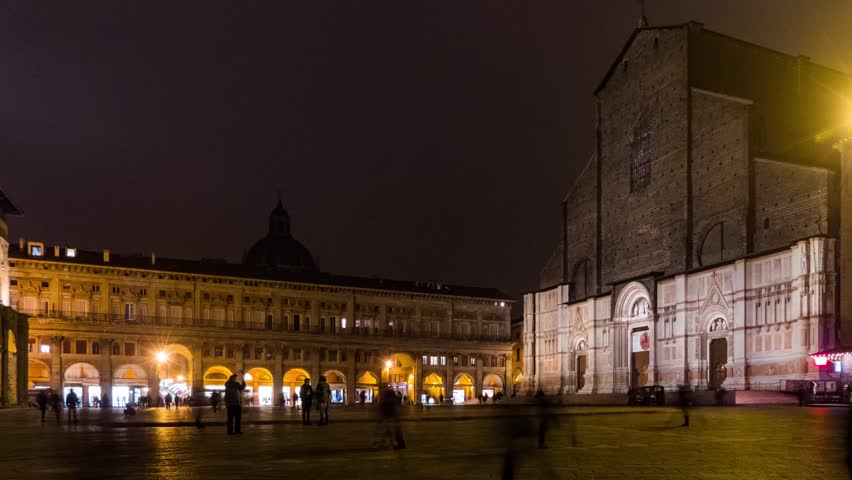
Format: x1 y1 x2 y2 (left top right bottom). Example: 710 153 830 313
176 375 185 382
814 357 829 366
243 372 253 381
385 360 393 369
155 351 169 363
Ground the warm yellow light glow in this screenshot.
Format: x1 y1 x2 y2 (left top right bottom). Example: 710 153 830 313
176 375 184 382
155 351 168 363
243 372 253 381
385 360 393 369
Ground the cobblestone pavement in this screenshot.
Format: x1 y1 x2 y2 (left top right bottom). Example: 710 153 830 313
0 405 848 480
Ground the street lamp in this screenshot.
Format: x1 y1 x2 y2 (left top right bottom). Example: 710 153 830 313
155 351 168 363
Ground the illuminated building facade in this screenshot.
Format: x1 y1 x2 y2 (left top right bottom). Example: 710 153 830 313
526 23 852 397
12 200 513 406
0 188 27 407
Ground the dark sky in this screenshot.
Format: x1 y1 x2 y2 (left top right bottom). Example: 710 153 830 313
2 1 850 307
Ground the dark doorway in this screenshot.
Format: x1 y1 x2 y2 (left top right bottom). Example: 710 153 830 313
576 355 587 391
709 338 728 389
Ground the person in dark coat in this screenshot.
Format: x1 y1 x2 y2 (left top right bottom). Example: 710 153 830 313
315 376 331 426
101 393 110 409
36 390 49 423
65 389 79 423
224 372 246 435
299 378 314 425
210 390 221 413
164 393 173 410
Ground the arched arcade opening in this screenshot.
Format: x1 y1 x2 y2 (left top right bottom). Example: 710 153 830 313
112 364 149 408
245 368 274 406
64 362 100 407
283 368 311 407
356 371 378 404
453 373 475 404
323 370 346 404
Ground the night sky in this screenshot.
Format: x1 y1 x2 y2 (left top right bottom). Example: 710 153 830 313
3 1 850 307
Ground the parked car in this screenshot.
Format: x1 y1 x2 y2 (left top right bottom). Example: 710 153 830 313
628 385 665 406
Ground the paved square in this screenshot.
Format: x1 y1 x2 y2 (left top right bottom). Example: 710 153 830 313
0 405 848 479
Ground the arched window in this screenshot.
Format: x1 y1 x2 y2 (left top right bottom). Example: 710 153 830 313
630 110 652 192
699 222 740 266
111 343 120 356
92 342 100 355
572 259 592 301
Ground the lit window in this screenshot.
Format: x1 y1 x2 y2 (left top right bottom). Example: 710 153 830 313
341 318 347 329
430 356 438 366
40 344 50 354
835 362 843 373
66 248 76 258
30 245 43 257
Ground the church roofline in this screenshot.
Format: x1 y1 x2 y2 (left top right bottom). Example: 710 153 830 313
0 188 23 216
594 21 850 96
594 22 697 95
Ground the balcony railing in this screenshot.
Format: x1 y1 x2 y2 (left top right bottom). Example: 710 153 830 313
18 308 512 342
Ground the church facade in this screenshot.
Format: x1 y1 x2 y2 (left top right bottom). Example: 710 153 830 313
525 22 852 396
6 200 512 407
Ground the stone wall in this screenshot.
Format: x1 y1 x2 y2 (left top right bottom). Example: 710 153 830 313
562 155 598 299
690 89 750 266
598 28 690 288
753 159 832 252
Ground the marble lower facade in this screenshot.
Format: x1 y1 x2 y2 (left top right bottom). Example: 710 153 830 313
524 236 837 395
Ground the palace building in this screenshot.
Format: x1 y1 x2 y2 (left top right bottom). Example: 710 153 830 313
7 199 512 407
525 22 852 398
0 189 27 407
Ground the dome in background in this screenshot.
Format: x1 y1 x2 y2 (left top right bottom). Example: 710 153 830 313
243 199 317 272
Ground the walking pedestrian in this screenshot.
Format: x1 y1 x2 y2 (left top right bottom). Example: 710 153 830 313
439 393 444 405
315 375 331 426
49 390 62 424
175 395 181 409
101 393 110 409
165 393 173 410
360 390 367 406
36 390 48 423
678 384 692 427
375 388 405 449
299 378 313 425
65 389 79 423
224 372 246 435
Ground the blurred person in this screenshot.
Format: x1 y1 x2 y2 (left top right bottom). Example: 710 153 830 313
210 390 221 413
678 384 692 427
36 390 48 423
375 388 405 449
101 393 110 409
360 390 367 406
315 375 331 426
299 379 313 425
224 372 246 435
65 389 79 423
49 390 62 424
536 393 558 449
501 408 536 479
164 393 173 410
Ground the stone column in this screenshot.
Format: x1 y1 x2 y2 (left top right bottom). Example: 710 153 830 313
50 336 63 391
191 343 204 400
415 354 424 404
310 348 320 384
272 352 283 407
835 136 852 345
732 259 747 390
475 355 483 397
445 354 454 403
101 338 113 405
345 362 355 406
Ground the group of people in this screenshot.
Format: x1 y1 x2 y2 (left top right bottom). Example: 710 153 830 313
34 388 81 424
296 376 332 426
